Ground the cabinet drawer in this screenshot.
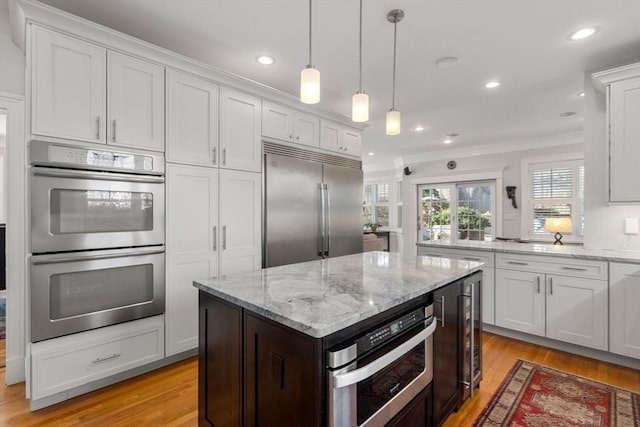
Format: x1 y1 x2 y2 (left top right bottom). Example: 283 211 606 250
495 253 607 280
31 316 164 400
417 247 494 267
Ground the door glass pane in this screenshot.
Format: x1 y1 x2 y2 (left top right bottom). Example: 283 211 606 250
50 264 154 319
50 189 153 234
419 187 451 242
375 206 389 227
457 183 493 241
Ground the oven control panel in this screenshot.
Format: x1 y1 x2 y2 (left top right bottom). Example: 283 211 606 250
357 306 427 354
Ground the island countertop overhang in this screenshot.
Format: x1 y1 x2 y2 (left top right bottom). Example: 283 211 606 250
193 251 482 338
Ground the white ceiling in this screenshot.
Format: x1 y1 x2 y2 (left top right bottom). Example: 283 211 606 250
38 0 640 169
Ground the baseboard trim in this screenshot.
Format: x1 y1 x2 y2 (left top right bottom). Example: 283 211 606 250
29 348 197 411
484 324 640 371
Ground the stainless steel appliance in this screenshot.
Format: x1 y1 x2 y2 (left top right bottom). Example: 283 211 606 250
29 141 165 342
461 272 482 400
263 142 363 267
327 302 436 426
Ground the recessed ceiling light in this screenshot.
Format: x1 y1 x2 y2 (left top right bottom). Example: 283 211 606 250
444 133 459 144
414 126 425 132
485 81 501 89
435 56 460 69
569 27 598 41
256 55 275 65
577 91 585 98
368 152 375 156
559 111 577 117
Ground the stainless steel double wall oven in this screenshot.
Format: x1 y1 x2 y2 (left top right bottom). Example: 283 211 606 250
30 141 165 342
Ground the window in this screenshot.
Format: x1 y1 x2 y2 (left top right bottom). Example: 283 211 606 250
524 158 584 241
418 181 495 243
363 183 390 228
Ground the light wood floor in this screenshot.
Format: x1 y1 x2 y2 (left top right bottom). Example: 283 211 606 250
1 333 639 426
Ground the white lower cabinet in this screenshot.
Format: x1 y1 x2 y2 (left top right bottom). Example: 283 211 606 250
610 263 640 359
30 316 164 401
495 254 608 350
417 247 495 325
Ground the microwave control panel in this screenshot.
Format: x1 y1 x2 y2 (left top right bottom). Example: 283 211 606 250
357 306 426 354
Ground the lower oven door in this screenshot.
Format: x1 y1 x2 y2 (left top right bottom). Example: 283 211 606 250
329 319 436 427
30 247 165 342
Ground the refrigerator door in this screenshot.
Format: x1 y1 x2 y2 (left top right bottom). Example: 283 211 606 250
323 163 364 257
264 153 324 267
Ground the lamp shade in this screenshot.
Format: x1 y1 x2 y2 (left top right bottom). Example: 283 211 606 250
386 110 401 135
352 92 369 122
300 66 320 104
544 217 572 233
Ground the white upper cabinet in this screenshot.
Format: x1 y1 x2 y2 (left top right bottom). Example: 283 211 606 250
32 26 106 143
610 262 640 359
219 87 262 172
107 51 164 151
320 119 362 157
262 100 319 148
219 169 261 276
166 70 219 166
593 63 640 202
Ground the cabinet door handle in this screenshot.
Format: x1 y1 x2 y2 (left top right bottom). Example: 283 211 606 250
92 353 121 364
436 296 445 328
96 116 101 140
561 266 588 272
536 276 541 294
507 261 528 266
112 119 117 142
549 277 553 295
212 226 217 251
296 135 300 140
289 134 293 139
222 148 227 165
463 257 481 261
212 147 217 165
222 225 227 250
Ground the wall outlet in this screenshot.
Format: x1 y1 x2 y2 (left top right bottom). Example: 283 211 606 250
624 218 639 234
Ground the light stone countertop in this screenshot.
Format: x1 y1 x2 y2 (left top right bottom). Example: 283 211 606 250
193 251 482 339
416 240 640 263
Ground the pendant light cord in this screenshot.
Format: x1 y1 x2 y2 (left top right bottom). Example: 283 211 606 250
308 0 313 66
392 19 397 109
358 0 363 92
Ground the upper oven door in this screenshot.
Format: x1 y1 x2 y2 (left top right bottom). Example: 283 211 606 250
31 167 165 253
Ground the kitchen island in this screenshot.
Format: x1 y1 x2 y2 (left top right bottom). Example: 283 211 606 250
194 251 482 427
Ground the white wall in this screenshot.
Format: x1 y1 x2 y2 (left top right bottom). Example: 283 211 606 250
0 0 25 96
583 69 640 250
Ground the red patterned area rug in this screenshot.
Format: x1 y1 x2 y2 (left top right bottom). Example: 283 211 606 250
473 359 640 426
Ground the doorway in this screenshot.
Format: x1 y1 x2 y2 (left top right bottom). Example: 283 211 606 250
0 109 6 369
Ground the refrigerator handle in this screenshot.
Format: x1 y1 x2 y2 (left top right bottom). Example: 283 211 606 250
318 183 325 257
324 183 330 257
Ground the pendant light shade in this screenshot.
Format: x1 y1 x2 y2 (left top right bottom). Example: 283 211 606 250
386 109 401 135
352 0 368 122
301 66 320 104
301 0 320 104
352 92 369 122
386 9 404 135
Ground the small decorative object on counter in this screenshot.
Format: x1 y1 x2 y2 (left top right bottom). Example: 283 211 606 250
544 217 573 245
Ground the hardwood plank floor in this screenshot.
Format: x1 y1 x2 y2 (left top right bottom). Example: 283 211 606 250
1 332 638 426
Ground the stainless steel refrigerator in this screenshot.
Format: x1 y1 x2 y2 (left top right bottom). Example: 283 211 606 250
263 143 363 267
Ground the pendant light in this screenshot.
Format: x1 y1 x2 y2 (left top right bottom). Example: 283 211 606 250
386 9 404 135
352 0 369 122
300 0 320 104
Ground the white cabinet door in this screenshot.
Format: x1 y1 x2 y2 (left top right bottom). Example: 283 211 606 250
341 128 362 157
166 164 218 356
320 119 341 153
219 170 261 276
609 77 640 201
32 26 106 143
166 70 219 166
293 111 320 147
220 87 262 172
262 100 294 141
495 269 545 336
545 275 608 350
107 51 164 151
610 263 640 359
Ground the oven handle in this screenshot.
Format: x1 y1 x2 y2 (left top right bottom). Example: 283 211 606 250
332 320 436 389
31 248 165 265
32 167 165 183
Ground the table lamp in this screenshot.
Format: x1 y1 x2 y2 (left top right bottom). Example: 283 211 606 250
544 217 572 245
